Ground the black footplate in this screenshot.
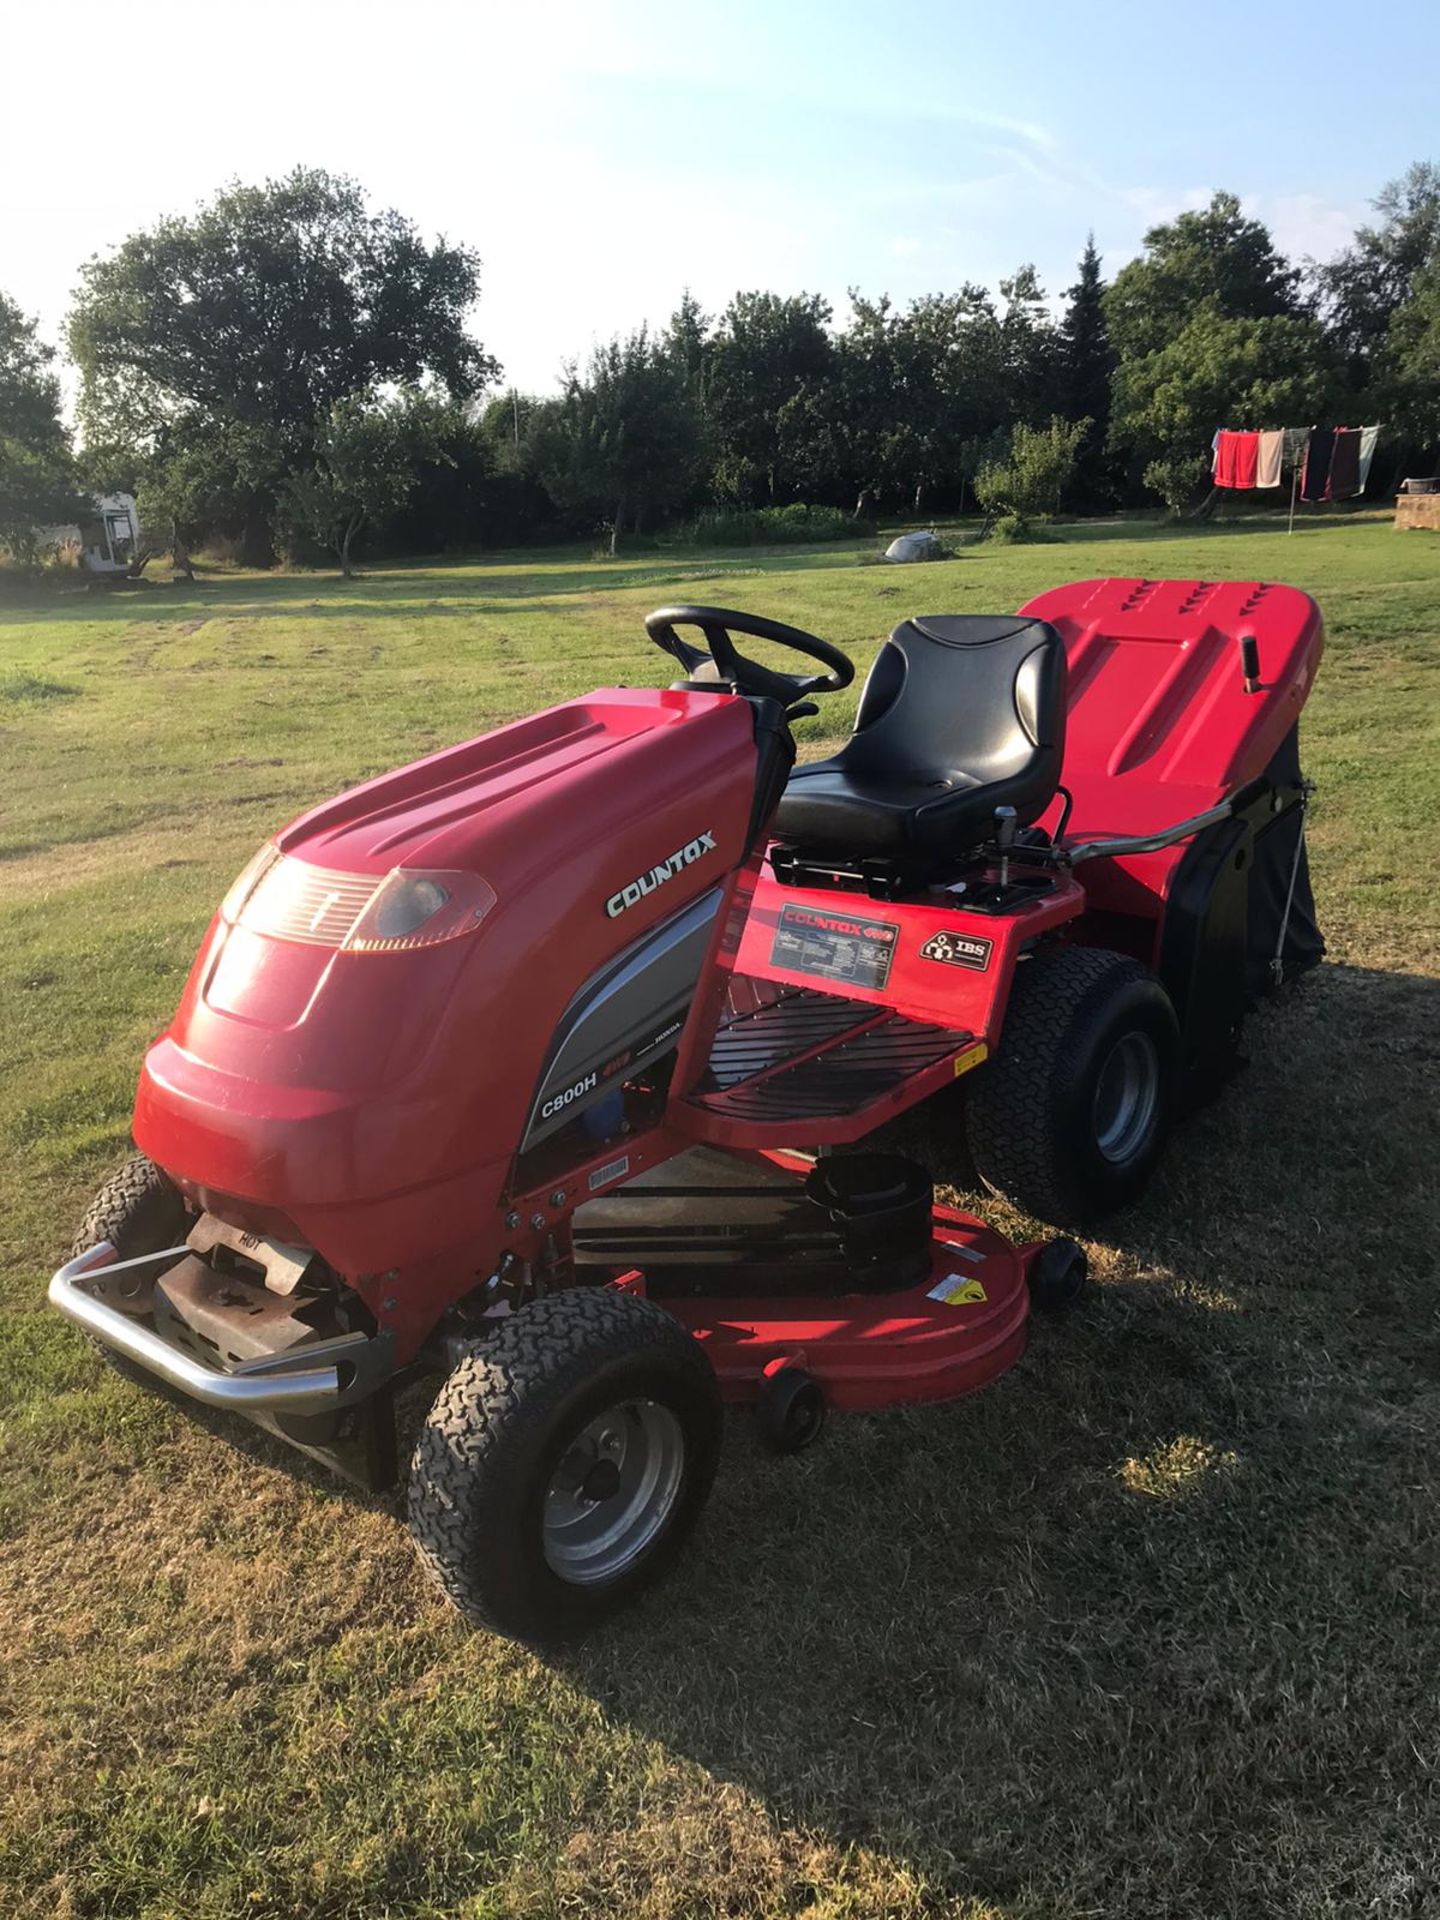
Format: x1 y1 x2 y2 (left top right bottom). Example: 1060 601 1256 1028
689 983 971 1126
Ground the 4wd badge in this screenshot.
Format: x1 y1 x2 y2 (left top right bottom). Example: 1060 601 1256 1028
919 929 993 971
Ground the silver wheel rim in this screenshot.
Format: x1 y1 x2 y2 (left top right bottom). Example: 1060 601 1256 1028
542 1399 685 1586
1092 1031 1160 1165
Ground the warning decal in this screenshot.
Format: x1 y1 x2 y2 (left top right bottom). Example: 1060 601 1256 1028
927 1274 989 1307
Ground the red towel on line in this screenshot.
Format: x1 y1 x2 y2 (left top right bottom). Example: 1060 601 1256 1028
1214 429 1260 488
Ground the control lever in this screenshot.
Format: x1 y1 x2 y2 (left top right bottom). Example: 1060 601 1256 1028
1239 633 1264 694
994 805 1018 891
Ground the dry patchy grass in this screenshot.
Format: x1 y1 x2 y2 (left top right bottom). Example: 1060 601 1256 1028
1 517 1438 1918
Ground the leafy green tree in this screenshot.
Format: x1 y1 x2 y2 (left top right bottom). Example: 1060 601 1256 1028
1111 309 1338 487
1106 191 1301 364
999 265 1060 424
1319 162 1440 392
1383 254 1440 444
0 291 83 561
705 292 834 504
281 390 446 575
665 290 711 397
1105 194 1321 499
828 286 1012 514
527 328 703 554
68 168 495 559
911 290 1010 509
828 293 904 510
1141 451 1212 516
974 415 1090 529
1058 236 1116 508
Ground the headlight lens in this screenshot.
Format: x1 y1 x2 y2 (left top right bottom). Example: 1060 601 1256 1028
342 870 496 952
228 850 495 953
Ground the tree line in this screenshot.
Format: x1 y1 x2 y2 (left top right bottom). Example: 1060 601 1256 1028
2 161 1438 569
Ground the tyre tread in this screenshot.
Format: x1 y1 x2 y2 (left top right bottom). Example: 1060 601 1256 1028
965 945 1171 1226
408 1287 719 1637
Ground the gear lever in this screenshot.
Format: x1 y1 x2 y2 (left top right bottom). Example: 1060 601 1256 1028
994 805 1018 891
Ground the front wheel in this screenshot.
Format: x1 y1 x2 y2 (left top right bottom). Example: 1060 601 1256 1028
67 1154 190 1393
964 947 1179 1227
407 1288 722 1642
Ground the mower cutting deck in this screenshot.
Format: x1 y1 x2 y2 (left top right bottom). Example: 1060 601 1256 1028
50 578 1323 1640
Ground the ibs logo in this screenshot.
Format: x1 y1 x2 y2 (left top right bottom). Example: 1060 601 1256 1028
919 929 993 971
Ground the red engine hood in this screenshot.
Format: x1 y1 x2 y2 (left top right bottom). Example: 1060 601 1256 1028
134 684 761 1287
275 689 729 881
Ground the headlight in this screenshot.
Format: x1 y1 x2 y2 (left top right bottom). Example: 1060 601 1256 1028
219 842 280 923
341 870 496 952
229 851 496 953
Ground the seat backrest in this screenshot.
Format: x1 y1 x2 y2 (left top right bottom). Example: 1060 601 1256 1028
843 615 1067 796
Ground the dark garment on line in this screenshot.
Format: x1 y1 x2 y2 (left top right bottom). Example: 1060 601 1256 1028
1301 428 1334 502
1328 428 1361 499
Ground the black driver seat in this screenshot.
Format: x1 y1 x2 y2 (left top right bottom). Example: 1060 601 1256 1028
773 614 1067 879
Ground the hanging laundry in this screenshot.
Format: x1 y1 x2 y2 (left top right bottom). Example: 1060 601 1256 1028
1357 425 1381 492
1214 428 1261 488
1301 428 1335 502
1329 428 1361 499
1255 430 1284 489
1283 426 1311 470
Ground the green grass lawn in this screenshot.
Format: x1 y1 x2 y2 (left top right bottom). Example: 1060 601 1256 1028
2 515 1438 1918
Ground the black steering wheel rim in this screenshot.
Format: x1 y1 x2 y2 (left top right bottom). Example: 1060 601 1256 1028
645 605 854 702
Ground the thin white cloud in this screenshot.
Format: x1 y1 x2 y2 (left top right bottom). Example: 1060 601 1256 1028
1245 192 1365 267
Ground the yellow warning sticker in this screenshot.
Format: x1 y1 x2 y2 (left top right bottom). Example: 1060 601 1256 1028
953 1042 988 1079
927 1274 988 1307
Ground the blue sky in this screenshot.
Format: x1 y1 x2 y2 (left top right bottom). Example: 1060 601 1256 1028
4 0 1435 398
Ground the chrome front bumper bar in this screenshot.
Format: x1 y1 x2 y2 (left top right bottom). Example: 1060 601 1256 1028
48 1243 385 1412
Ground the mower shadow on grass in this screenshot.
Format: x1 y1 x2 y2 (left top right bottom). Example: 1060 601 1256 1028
539 961 1440 1914
106 962 1436 1913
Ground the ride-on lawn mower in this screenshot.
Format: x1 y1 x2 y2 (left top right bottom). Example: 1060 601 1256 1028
51 576 1324 1640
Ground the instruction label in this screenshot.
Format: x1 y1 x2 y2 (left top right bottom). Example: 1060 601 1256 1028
770 903 898 991
927 1274 988 1307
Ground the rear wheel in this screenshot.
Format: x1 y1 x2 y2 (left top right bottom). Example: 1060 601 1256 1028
408 1287 722 1642
67 1154 189 1391
964 947 1179 1227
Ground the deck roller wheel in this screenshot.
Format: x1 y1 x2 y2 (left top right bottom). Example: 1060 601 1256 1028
1027 1237 1089 1311
757 1363 827 1453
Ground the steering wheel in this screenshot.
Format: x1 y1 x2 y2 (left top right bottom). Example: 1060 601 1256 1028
645 605 854 706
